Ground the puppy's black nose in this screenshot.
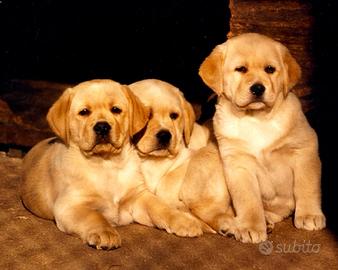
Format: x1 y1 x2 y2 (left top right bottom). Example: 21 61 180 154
156 129 172 146
94 121 111 136
250 83 265 97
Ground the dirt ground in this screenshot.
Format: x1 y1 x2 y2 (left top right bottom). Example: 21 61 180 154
0 152 337 270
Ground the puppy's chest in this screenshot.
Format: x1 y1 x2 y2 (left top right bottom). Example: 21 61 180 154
215 111 284 155
86 161 141 202
140 151 190 208
141 159 186 193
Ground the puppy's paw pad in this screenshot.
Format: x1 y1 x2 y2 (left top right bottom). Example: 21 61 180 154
87 228 121 250
295 214 326 231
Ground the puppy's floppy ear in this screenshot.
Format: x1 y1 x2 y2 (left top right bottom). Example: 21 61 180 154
47 87 74 145
199 43 227 95
179 93 196 146
122 85 150 137
281 46 302 96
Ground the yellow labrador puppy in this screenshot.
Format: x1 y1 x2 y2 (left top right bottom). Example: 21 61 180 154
199 33 326 243
129 79 233 234
21 79 206 250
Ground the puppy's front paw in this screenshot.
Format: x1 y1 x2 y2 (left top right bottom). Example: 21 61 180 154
233 227 267 243
294 213 326 231
231 217 267 243
86 227 121 250
167 213 204 237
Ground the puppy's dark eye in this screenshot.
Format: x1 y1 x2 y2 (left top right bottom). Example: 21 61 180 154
111 106 122 114
265 65 276 74
235 66 248 73
79 108 91 116
170 112 179 120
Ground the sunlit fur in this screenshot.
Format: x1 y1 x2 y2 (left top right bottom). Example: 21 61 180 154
199 33 325 243
130 79 237 237
21 79 209 250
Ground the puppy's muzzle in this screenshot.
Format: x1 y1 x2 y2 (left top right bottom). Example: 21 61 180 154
250 83 265 98
156 129 172 147
94 121 111 139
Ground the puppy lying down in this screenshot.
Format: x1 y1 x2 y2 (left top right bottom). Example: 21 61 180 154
129 79 234 235
198 33 326 243
21 79 207 250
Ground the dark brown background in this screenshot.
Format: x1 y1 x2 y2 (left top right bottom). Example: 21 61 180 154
0 0 229 102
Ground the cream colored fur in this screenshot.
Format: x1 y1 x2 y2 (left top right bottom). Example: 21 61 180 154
129 79 234 235
199 33 325 243
21 79 207 250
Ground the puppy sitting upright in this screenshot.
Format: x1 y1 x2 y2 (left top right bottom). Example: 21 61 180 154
199 33 326 243
21 79 206 250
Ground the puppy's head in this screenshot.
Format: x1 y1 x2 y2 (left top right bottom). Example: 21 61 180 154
47 79 149 158
199 33 301 111
129 79 195 158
